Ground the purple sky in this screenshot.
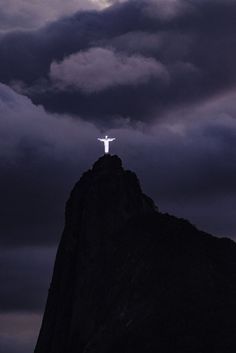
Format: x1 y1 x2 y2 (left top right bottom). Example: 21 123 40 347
0 0 236 351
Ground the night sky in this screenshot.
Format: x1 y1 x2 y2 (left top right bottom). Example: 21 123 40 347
0 0 236 352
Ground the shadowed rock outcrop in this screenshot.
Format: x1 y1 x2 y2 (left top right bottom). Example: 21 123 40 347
35 154 236 353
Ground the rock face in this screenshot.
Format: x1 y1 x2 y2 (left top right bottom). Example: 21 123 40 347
35 154 236 353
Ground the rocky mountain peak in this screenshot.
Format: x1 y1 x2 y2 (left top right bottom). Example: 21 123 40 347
35 155 236 353
92 154 123 172
65 154 156 238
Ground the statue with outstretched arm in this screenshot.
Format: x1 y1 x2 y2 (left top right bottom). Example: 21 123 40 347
98 135 116 154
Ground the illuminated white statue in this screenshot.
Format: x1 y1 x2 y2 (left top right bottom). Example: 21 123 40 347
98 135 116 154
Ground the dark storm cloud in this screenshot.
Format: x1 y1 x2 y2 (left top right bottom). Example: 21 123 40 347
0 0 100 32
1 2 235 352
115 97 236 238
0 247 55 311
0 83 101 246
0 0 235 122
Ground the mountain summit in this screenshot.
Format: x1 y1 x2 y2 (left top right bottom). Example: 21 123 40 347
35 155 236 353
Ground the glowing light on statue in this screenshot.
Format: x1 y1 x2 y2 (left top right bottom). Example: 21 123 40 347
98 135 116 154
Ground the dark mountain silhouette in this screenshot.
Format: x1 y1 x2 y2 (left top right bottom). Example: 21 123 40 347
35 155 236 353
